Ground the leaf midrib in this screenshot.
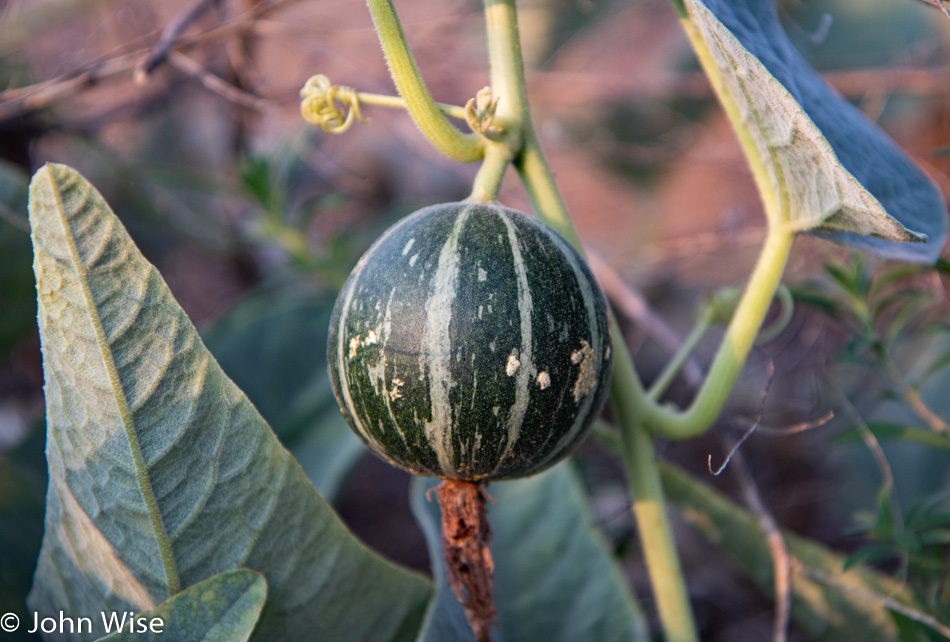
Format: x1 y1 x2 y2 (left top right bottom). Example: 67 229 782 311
45 167 182 595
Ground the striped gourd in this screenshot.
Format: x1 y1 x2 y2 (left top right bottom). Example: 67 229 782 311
328 202 612 481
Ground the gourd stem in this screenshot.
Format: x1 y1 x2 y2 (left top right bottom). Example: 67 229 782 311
470 143 513 203
437 480 496 642
649 305 713 401
366 0 484 162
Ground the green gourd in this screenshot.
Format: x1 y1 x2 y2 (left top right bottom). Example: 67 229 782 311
328 201 612 481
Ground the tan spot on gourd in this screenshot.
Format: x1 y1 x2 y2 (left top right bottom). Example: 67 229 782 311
570 340 596 402
506 354 520 376
389 378 404 401
537 371 551 390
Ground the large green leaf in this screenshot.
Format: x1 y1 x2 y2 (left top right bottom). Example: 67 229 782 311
683 0 947 262
661 463 935 641
27 163 431 641
202 288 363 499
96 569 266 642
411 463 648 642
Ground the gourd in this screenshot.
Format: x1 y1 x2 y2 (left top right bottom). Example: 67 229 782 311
328 200 613 482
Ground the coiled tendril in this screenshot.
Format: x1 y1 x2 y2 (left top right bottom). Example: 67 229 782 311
300 75 368 134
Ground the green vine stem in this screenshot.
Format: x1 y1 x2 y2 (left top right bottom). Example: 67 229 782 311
649 304 714 401
643 228 795 439
366 0 484 162
469 142 513 203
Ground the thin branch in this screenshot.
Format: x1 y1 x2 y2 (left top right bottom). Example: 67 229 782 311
708 360 774 476
727 447 791 642
795 560 950 638
167 51 269 111
135 0 222 83
587 251 704 388
755 411 835 436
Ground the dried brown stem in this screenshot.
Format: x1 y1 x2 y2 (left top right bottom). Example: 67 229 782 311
436 479 496 642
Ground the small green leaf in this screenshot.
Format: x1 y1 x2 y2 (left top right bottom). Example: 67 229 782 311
411 464 648 642
661 462 930 641
683 0 948 262
96 569 266 642
27 164 430 641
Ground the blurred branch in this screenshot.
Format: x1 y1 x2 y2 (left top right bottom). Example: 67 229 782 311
587 251 704 388
708 361 774 476
168 51 269 111
0 0 294 122
135 0 223 83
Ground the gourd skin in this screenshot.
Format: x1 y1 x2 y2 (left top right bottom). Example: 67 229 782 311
328 202 612 481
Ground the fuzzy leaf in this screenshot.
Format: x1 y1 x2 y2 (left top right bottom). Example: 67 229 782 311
411 464 648 642
202 287 363 500
27 164 430 641
96 569 266 642
683 0 948 262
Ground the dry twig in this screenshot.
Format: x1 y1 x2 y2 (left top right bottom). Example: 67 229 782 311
435 480 496 642
135 0 222 83
727 447 792 642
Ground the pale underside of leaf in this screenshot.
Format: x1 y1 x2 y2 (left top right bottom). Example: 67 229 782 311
684 0 947 262
27 163 430 641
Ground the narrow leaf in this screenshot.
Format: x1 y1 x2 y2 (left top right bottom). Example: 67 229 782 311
411 464 648 642
27 163 430 641
96 569 266 642
661 462 930 641
683 0 948 262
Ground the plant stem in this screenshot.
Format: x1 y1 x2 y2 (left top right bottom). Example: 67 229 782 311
483 0 528 130
366 0 484 162
649 305 713 401
644 228 795 439
612 331 700 642
469 142 513 203
355 91 469 121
